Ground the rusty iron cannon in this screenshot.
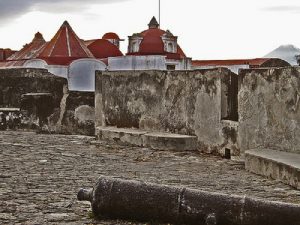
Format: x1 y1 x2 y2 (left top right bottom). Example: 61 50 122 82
78 176 300 225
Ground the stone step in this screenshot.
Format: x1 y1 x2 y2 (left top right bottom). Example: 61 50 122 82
96 126 198 151
142 132 198 151
245 149 300 190
96 126 147 146
0 108 20 112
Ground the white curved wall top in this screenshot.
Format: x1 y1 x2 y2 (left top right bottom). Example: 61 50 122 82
68 59 107 92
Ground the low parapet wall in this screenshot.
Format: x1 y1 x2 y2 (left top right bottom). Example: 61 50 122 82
0 68 68 130
0 68 95 135
0 68 67 108
238 67 300 154
95 69 239 155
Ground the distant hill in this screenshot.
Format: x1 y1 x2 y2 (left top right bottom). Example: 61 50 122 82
264 44 300 65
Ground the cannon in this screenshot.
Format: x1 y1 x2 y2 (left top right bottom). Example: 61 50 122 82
78 176 300 225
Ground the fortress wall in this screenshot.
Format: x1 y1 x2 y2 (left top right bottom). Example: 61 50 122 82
0 68 67 108
238 67 300 154
95 69 239 155
0 68 94 135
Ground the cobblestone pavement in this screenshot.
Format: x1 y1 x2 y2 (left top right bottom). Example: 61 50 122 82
0 131 300 224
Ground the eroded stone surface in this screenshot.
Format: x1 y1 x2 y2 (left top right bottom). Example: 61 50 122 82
96 69 239 155
245 149 300 189
239 67 300 153
0 131 300 224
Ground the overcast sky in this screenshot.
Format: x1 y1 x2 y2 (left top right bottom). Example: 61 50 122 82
0 0 300 59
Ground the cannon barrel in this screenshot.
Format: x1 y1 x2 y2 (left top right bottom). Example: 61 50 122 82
78 176 300 225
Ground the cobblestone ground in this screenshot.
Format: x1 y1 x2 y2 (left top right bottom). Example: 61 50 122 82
0 131 300 225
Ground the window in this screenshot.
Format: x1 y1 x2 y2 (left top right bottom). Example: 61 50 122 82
221 74 238 121
167 65 176 70
167 42 174 53
131 41 139 53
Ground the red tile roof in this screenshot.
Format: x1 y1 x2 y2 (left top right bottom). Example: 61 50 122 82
102 32 121 40
2 32 46 67
192 58 270 67
83 39 97 46
177 45 186 58
39 57 80 66
38 21 93 64
0 48 16 61
86 39 123 59
140 27 165 36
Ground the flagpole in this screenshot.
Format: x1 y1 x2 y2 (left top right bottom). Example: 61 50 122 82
159 0 161 27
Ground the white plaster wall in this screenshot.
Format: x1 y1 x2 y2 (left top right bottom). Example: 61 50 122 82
68 59 106 92
193 65 249 74
24 59 68 78
46 65 68 78
108 56 167 71
166 58 192 70
24 59 47 69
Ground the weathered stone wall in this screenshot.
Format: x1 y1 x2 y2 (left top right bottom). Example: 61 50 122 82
0 68 66 108
95 69 239 155
0 68 94 135
238 67 300 153
56 91 95 136
0 68 67 130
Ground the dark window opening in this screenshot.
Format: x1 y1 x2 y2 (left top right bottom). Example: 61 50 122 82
224 148 231 159
0 91 3 106
167 65 176 70
221 73 238 121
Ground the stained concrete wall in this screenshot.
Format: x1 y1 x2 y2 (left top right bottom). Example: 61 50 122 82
95 69 239 154
238 67 300 153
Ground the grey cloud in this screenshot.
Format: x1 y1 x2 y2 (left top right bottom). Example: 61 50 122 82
0 0 130 22
261 5 300 13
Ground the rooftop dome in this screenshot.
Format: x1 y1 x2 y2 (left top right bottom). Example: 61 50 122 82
139 28 165 55
127 17 186 59
86 39 123 59
102 32 121 40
